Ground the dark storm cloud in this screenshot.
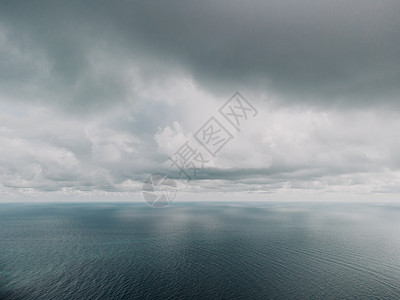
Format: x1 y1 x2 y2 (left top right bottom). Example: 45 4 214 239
1 0 400 111
118 0 400 107
118 0 400 106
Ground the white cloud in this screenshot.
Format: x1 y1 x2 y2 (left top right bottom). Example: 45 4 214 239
1 1 400 201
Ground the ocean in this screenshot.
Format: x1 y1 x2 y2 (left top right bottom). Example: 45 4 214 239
1 202 400 299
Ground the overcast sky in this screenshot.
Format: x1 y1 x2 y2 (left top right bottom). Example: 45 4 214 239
1 0 400 201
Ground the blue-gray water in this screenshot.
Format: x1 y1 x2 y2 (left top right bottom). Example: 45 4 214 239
1 202 400 299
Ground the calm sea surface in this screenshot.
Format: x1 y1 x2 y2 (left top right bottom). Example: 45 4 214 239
1 202 400 299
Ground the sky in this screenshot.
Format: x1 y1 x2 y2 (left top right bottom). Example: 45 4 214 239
1 0 400 202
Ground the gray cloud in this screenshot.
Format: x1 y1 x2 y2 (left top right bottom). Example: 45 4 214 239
1 1 400 198
1 0 400 111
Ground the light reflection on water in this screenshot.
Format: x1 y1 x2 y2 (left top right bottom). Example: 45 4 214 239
1 202 400 299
